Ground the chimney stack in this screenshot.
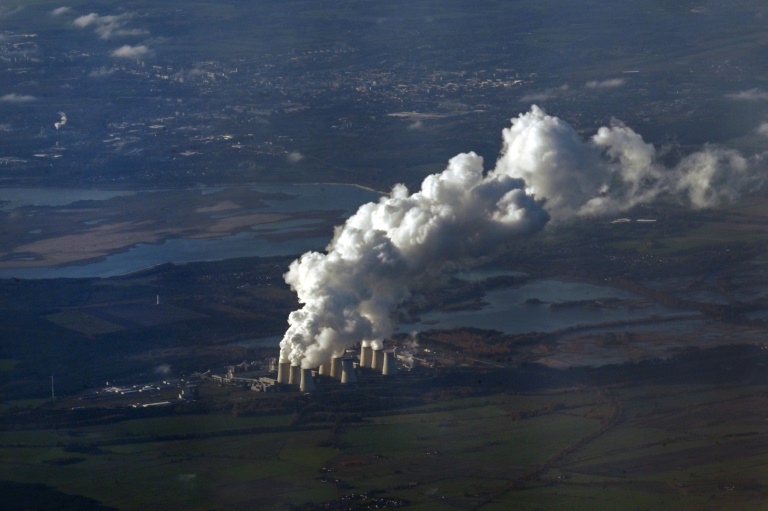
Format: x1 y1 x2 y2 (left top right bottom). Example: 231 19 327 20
277 361 291 384
300 368 316 392
318 361 331 376
330 356 342 380
383 351 398 376
360 345 373 368
340 359 357 384
372 347 384 372
289 364 301 386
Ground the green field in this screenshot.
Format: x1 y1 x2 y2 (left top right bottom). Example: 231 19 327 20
0 359 19 373
3 378 767 510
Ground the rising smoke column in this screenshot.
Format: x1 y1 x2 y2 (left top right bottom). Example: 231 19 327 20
280 106 765 367
493 106 764 221
280 152 549 367
54 112 67 130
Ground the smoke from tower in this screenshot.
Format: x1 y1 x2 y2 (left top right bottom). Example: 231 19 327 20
493 106 762 221
54 112 67 130
279 106 765 368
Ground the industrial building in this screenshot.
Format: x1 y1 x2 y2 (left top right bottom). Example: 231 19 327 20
178 384 199 400
272 342 400 393
210 342 401 394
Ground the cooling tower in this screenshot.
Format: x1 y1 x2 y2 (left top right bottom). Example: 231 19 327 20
330 356 342 380
289 364 301 386
277 361 291 384
318 361 331 376
383 351 398 376
372 347 384 372
340 358 357 384
300 368 316 392
360 345 373 368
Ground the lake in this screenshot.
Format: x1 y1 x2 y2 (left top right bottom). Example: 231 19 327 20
0 183 382 279
400 279 682 335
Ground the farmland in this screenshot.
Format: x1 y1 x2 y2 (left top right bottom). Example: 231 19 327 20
4 347 768 510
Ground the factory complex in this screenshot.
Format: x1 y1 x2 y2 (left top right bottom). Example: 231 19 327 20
211 343 400 393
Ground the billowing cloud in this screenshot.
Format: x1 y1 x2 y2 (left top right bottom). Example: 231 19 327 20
154 364 171 375
520 85 569 103
287 151 304 163
50 6 71 16
280 149 548 367
671 147 752 208
757 122 768 137
73 12 100 27
585 78 625 89
495 106 764 219
279 106 766 368
0 93 36 103
73 12 147 40
111 44 150 59
54 112 67 130
725 88 768 101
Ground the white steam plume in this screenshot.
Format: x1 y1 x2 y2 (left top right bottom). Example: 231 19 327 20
50 7 72 17
54 112 67 130
280 151 548 367
585 78 625 89
111 44 151 59
725 88 768 101
154 364 171 375
280 106 765 367
0 93 36 103
286 151 304 163
494 106 764 221
73 12 146 40
520 84 569 103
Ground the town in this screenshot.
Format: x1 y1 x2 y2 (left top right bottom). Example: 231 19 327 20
1 11 744 192
64 338 443 412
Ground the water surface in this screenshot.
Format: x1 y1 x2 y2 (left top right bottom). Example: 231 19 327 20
401 280 680 335
0 183 381 279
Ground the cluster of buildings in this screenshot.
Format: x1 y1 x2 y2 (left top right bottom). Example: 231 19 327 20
276 344 399 393
0 32 40 64
1 24 543 184
68 379 199 410
210 344 400 394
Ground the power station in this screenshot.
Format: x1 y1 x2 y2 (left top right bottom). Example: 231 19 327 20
269 342 399 393
212 342 402 393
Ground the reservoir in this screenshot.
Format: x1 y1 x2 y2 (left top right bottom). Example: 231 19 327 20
0 183 382 279
400 279 681 335
1 185 687 339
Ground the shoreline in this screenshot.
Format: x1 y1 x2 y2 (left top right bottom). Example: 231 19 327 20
0 183 378 279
